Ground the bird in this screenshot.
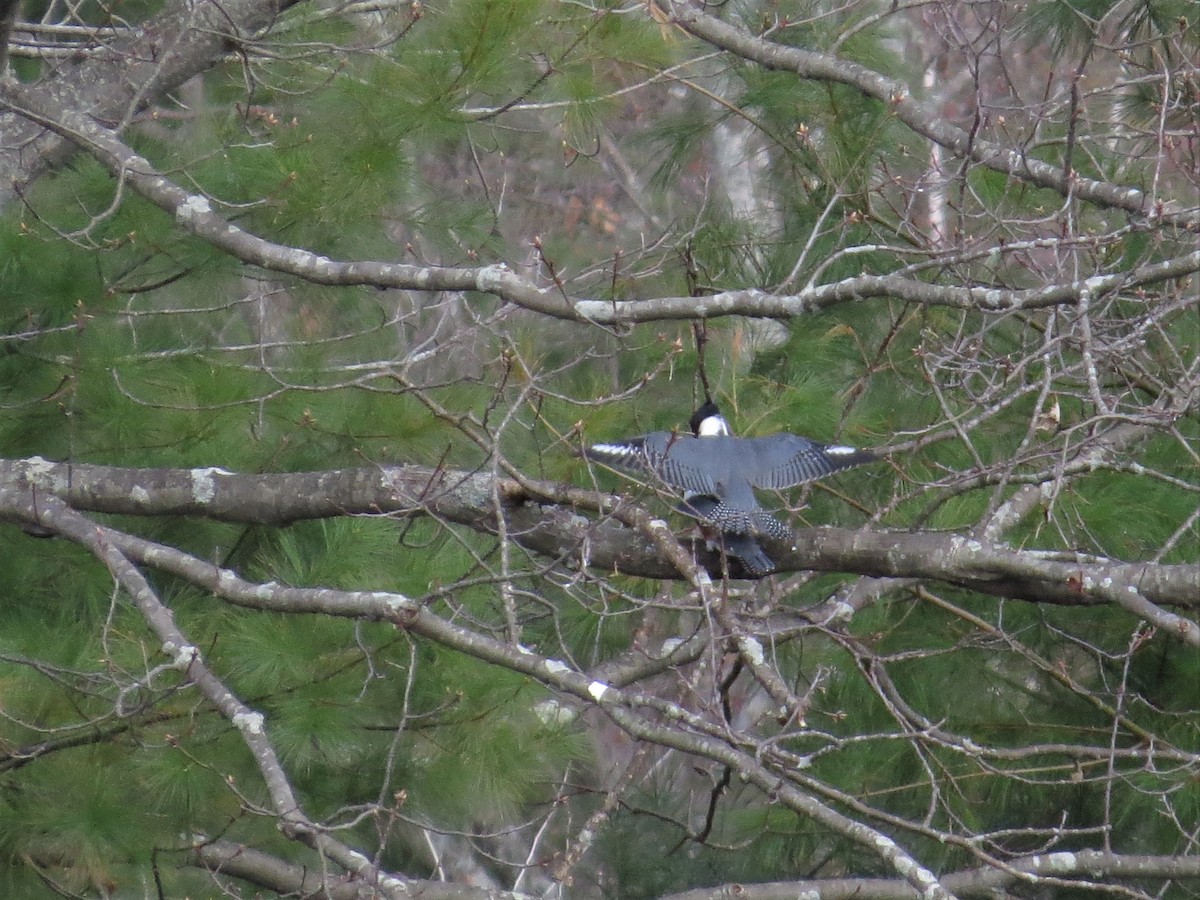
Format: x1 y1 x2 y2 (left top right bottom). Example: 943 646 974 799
585 399 877 576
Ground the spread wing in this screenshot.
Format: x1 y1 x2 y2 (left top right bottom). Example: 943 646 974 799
588 433 795 536
585 432 720 497
746 434 877 490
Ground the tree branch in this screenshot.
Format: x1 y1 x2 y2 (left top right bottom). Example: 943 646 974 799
27 494 417 900
190 838 537 900
5 81 1193 326
0 0 19 73
1 457 1196 628
659 850 1200 900
0 0 294 212
660 1 1199 233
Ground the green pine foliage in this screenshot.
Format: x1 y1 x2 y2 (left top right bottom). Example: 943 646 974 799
0 0 1196 894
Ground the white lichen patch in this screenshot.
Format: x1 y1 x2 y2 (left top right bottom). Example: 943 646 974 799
476 263 511 292
573 299 615 321
740 637 765 666
831 600 855 623
297 252 335 275
659 637 684 657
163 641 199 669
544 659 571 675
231 710 265 735
176 194 212 224
587 680 612 702
1040 851 1077 873
980 289 1005 308
370 591 410 614
1083 448 1108 471
190 467 229 504
533 699 576 727
22 456 65 489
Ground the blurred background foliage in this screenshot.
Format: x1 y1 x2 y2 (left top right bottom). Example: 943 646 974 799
0 0 1196 896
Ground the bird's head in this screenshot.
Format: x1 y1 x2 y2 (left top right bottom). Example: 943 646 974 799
689 400 730 437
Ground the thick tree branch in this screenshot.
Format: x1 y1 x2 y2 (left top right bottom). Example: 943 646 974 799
5 493 960 899
35 514 1200 777
8 488 1193 900
1 457 1197 627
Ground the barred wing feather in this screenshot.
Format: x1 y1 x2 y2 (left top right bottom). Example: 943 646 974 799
584 436 652 472
587 433 720 497
747 434 877 490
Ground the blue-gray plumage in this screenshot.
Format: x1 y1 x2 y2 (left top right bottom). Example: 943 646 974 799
585 400 877 575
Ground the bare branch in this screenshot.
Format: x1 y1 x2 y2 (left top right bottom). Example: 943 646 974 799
0 0 296 212
26 494 416 899
190 838 537 900
660 850 1200 900
659 1 1199 232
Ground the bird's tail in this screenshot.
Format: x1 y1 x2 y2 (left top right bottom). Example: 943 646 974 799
681 499 774 575
679 496 790 539
719 532 775 576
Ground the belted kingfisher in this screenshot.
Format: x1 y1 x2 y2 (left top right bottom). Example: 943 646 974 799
585 400 877 576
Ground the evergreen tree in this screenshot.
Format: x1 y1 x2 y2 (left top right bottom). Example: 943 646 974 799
0 0 1196 897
